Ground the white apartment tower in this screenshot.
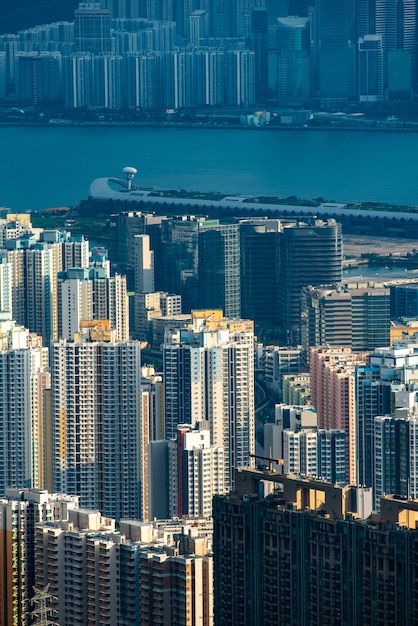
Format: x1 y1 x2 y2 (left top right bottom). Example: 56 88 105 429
0 256 12 314
134 233 154 293
58 268 129 341
283 429 319 477
177 425 226 518
163 312 255 488
5 234 90 346
51 327 146 520
0 315 49 495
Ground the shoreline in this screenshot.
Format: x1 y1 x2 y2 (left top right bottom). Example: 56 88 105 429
1 119 418 133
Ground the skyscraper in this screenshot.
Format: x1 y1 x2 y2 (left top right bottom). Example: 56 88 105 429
279 219 342 342
358 34 384 102
74 2 111 54
301 283 390 359
0 489 79 626
276 16 311 105
163 311 254 488
0 316 49 495
213 469 418 626
240 218 342 338
313 0 356 104
134 233 154 294
356 0 416 96
51 326 146 521
355 363 392 488
160 217 241 318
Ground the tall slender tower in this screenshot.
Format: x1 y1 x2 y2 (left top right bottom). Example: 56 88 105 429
134 234 154 294
313 0 356 104
0 316 49 495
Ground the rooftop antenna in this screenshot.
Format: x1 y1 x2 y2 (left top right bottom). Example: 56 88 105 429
123 166 137 191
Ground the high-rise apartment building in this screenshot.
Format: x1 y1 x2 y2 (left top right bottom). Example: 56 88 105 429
104 0 142 18
256 343 303 395
51 326 147 521
163 311 254 488
141 365 165 441
189 10 210 46
355 363 392 488
374 414 409 508
301 283 390 361
16 52 62 106
5 239 62 346
176 424 226 518
58 268 129 341
264 403 346 485
35 509 214 626
0 256 11 315
4 233 90 346
213 469 418 626
264 403 317 467
0 315 49 496
0 489 79 626
310 347 368 483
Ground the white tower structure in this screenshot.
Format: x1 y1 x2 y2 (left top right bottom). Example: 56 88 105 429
123 165 137 191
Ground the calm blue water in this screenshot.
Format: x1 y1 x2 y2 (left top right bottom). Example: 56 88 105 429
1 125 418 212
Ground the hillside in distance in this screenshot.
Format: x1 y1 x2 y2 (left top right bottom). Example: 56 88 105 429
0 0 79 34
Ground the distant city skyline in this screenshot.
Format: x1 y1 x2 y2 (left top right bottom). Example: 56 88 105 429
1 0 418 111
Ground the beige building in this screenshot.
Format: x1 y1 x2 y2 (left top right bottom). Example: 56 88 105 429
35 509 214 626
0 489 79 626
